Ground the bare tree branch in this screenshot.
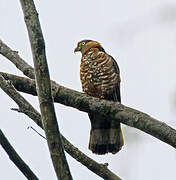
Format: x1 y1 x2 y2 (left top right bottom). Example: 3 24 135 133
0 128 39 180
19 0 72 179
1 72 176 150
0 73 121 180
0 40 34 79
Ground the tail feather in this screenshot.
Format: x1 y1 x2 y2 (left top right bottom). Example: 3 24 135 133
88 113 123 155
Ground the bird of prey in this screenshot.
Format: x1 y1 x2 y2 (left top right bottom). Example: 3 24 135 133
74 40 124 154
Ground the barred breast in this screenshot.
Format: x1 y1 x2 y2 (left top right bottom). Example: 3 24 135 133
80 48 119 98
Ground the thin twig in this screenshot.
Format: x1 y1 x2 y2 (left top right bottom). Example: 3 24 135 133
27 126 46 139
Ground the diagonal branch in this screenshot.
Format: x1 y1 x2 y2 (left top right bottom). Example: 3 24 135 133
0 73 121 180
1 72 176 150
0 39 34 79
0 128 39 180
19 0 72 179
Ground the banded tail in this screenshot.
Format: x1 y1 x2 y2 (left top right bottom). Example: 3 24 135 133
88 113 124 155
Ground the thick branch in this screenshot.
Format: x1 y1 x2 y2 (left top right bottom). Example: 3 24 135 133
0 73 121 180
0 129 39 180
19 0 72 180
1 72 176 149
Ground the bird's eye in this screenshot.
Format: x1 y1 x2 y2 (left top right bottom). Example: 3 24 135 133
82 42 86 46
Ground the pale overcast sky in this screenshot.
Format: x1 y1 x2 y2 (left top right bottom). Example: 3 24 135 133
1 1 176 179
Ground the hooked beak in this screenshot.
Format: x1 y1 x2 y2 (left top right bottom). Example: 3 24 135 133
74 47 80 54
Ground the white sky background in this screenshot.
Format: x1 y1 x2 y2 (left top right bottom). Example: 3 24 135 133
1 0 176 179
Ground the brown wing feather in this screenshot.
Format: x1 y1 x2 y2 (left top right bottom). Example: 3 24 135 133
105 55 121 103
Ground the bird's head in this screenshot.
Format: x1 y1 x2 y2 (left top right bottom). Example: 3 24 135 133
74 40 104 55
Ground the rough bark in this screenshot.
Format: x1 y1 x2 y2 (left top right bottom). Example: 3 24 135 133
19 0 72 179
